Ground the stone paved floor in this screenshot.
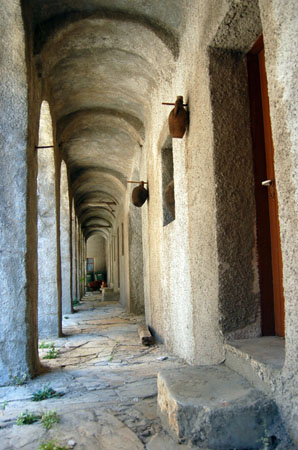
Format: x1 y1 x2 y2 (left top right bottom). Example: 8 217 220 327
0 293 194 450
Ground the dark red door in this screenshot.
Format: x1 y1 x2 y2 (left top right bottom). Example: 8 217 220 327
247 36 285 337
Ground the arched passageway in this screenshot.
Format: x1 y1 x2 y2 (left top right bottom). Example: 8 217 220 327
0 0 297 447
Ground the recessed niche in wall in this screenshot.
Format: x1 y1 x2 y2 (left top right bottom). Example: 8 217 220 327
161 136 175 226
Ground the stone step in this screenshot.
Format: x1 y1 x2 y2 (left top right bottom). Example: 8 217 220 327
224 337 284 394
102 288 119 301
157 365 280 449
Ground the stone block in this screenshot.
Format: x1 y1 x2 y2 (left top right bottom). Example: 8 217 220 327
102 288 119 301
157 365 279 449
224 337 284 394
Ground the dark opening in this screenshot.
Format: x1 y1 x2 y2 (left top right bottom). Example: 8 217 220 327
161 137 175 226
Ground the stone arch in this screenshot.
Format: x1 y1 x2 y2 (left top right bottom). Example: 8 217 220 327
34 12 179 61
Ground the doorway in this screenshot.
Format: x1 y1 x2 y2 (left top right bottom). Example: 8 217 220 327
86 257 94 274
247 36 285 337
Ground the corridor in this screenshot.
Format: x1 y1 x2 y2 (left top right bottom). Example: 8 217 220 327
0 295 189 450
0 1 297 447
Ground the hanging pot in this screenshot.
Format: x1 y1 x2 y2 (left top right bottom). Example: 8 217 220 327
132 181 148 207
168 96 188 138
164 180 175 217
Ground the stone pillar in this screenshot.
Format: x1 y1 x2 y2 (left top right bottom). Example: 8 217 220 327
106 239 111 286
74 216 79 300
108 239 112 286
128 198 145 314
83 236 87 295
79 229 85 299
0 1 39 384
60 161 71 314
37 101 59 337
70 200 77 305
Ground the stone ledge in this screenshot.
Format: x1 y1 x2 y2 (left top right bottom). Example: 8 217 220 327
102 288 119 301
157 365 279 449
224 337 285 394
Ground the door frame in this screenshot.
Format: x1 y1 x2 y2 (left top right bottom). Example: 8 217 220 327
247 35 285 337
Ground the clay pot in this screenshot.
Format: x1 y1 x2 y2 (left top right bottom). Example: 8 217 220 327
132 182 148 207
164 180 175 217
168 96 188 138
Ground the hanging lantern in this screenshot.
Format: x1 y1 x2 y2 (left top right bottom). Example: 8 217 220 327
132 181 148 207
168 96 188 138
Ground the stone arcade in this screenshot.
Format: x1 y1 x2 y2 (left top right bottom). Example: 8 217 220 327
0 0 297 448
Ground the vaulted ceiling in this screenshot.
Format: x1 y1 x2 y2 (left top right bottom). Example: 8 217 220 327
30 0 185 239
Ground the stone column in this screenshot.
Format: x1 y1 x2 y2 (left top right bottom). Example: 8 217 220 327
79 229 85 299
60 162 71 314
37 101 59 337
83 236 87 295
0 1 39 384
74 216 79 300
128 201 145 314
70 200 77 306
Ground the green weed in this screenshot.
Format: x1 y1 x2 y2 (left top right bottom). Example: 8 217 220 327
38 439 69 450
72 298 79 306
39 342 55 349
16 410 39 425
41 410 59 430
13 373 27 385
1 401 8 410
43 347 59 359
32 385 63 402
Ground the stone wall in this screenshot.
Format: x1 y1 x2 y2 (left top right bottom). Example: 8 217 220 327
140 0 298 443
127 165 145 314
104 153 145 314
86 234 106 273
141 2 225 363
208 6 262 339
259 0 298 443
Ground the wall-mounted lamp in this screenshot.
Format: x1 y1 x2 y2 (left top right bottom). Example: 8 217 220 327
162 96 188 138
127 181 149 207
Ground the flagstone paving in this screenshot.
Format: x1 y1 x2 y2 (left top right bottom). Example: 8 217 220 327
0 294 195 449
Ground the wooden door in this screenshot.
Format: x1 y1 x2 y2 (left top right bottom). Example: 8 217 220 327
247 36 285 337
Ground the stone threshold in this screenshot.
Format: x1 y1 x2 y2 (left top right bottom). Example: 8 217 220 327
157 365 280 449
224 336 285 394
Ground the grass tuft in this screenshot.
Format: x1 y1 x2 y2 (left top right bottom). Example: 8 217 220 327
13 373 27 385
39 342 55 349
1 401 8 410
38 439 69 450
41 410 59 430
16 410 39 425
32 385 63 402
43 347 59 359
